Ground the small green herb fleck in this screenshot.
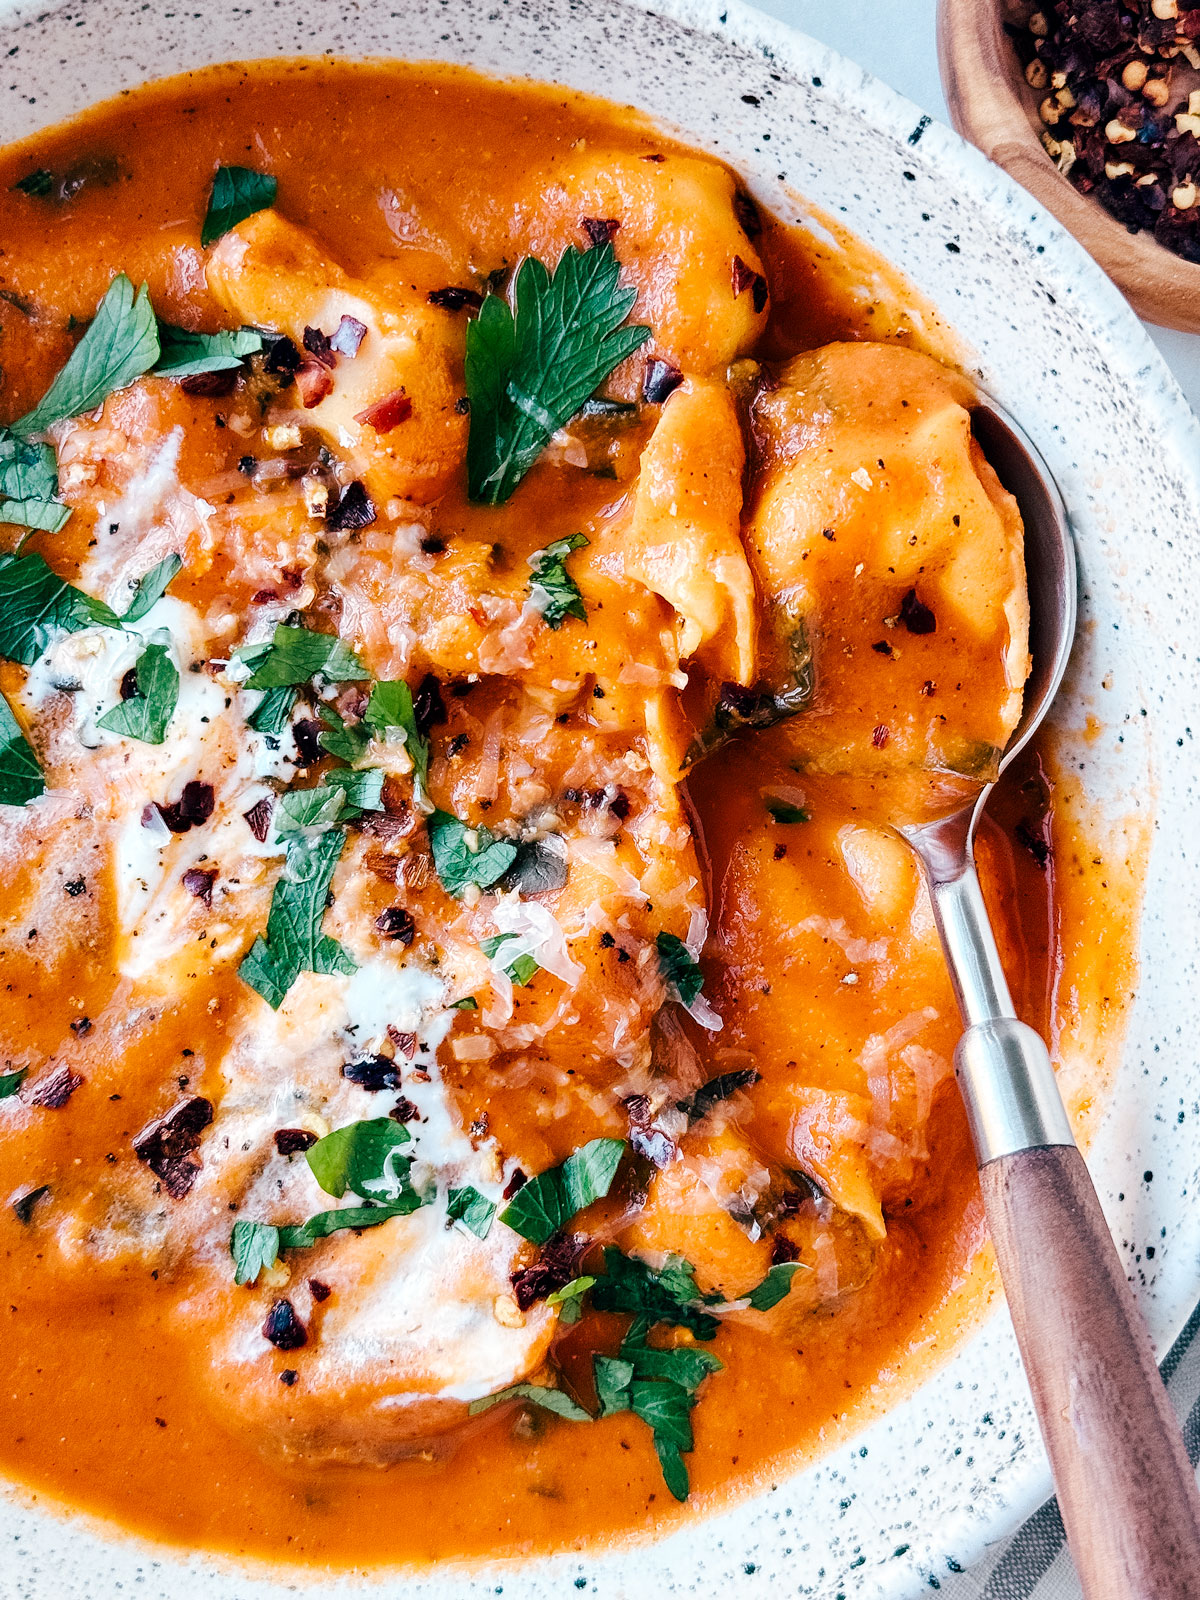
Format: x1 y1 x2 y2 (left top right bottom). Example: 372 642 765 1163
745 1260 808 1311
230 1219 281 1286
528 533 588 629
238 830 357 1009
201 166 277 249
238 622 368 691
363 679 428 795
468 1382 591 1421
480 932 540 987
0 551 119 666
499 1138 625 1246
96 640 179 744
121 553 182 622
305 1117 414 1202
154 325 263 378
446 1185 496 1239
0 693 43 807
765 799 810 824
655 931 705 1008
13 169 53 197
428 809 519 899
0 1066 28 1098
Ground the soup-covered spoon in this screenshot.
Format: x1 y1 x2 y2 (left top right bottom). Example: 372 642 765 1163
902 396 1200 1598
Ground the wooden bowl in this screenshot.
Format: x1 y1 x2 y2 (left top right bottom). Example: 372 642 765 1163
937 0 1200 330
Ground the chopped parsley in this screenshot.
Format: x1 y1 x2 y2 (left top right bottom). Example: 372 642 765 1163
12 169 53 197
545 1274 595 1324
480 932 540 987
0 1066 28 1099
468 1382 591 1422
499 1138 626 1246
96 639 179 745
305 1117 415 1202
154 325 263 378
446 1185 496 1240
746 1261 807 1311
655 931 705 1008
0 693 43 807
363 679 429 796
0 551 119 666
465 242 650 505
121 553 182 623
273 784 349 838
201 166 278 249
230 1218 282 1287
590 1247 720 1339
317 703 369 766
0 436 69 533
238 830 357 1009
765 798 810 824
428 809 518 898
238 622 367 691
528 534 588 629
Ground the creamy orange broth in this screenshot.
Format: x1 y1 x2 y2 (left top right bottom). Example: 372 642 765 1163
0 61 1138 1567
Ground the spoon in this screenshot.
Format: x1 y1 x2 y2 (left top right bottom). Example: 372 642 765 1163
902 396 1200 1598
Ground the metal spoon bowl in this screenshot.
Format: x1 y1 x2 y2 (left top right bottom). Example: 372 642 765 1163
898 393 1200 1598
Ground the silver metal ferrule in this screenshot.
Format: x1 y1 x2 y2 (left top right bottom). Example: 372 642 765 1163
954 1017 1075 1165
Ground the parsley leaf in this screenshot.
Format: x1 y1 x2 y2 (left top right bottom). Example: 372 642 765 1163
0 692 44 806
465 242 651 505
14 275 160 438
320 766 385 818
305 1117 414 1201
527 533 588 628
589 1248 719 1339
273 784 348 837
238 622 368 691
121 553 182 622
96 640 178 744
277 1195 422 1247
0 551 119 665
480 932 540 987
0 1065 29 1098
363 679 429 795
318 703 369 765
0 435 69 533
545 1274 595 1323
428 809 518 898
230 1219 281 1286
238 830 357 1009
656 931 705 1008
201 166 278 249
154 325 263 378
13 169 53 197
594 1355 637 1416
446 1185 496 1239
765 799 810 824
468 1382 591 1422
499 1137 625 1246
247 686 296 737
745 1260 807 1311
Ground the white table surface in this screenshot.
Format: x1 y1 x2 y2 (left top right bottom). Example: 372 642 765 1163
751 0 1200 416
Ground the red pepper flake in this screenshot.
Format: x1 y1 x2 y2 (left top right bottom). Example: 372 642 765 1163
182 866 217 905
133 1096 213 1198
354 390 412 434
389 1096 420 1124
262 1298 307 1351
898 588 936 634
342 1054 402 1092
871 724 890 749
329 315 367 358
180 368 238 398
374 905 415 944
427 286 484 311
279 1368 298 1386
280 564 305 591
243 796 273 842
511 1230 588 1311
326 481 376 533
302 325 336 368
294 359 334 408
642 356 683 404
732 254 757 296
734 190 762 238
292 719 324 766
581 216 620 246
118 666 140 701
411 676 446 739
263 335 302 380
30 1065 84 1109
12 1185 50 1224
771 1233 801 1265
308 1278 331 1301
69 1016 91 1037
871 640 894 657
1015 818 1052 870
502 1167 528 1200
387 1027 418 1059
63 878 87 897
274 1127 318 1155
153 781 215 835
919 680 936 697
641 152 666 163
251 588 279 605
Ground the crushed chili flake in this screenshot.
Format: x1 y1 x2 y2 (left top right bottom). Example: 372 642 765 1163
30 1065 84 1109
180 368 238 398
63 878 87 896
330 314 367 357
354 390 412 433
732 254 757 296
262 1298 307 1350
119 666 140 700
326 480 376 533
412 673 447 737
389 1097 421 1124
12 1185 50 1224
243 796 273 842
375 905 416 944
872 640 895 657
387 1027 418 1058
150 781 215 835
308 1278 332 1302
292 718 324 766
263 334 302 379
1016 817 1052 869
734 190 763 238
342 1054 402 1092
428 285 484 311
302 325 337 368
871 724 890 749
511 1230 589 1311
898 587 936 634
69 1016 91 1037
502 1167 528 1200
279 1368 298 1386
643 356 684 404
582 216 621 245
182 866 217 905
295 359 334 408
770 1233 801 1265
133 1096 213 1199
274 1127 318 1155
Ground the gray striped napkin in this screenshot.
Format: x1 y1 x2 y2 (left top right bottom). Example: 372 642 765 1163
942 1301 1200 1597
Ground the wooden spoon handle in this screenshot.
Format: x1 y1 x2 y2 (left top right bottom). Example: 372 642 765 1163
981 1144 1200 1598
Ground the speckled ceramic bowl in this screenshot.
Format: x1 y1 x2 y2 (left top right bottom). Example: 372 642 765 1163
2 1 1199 1596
